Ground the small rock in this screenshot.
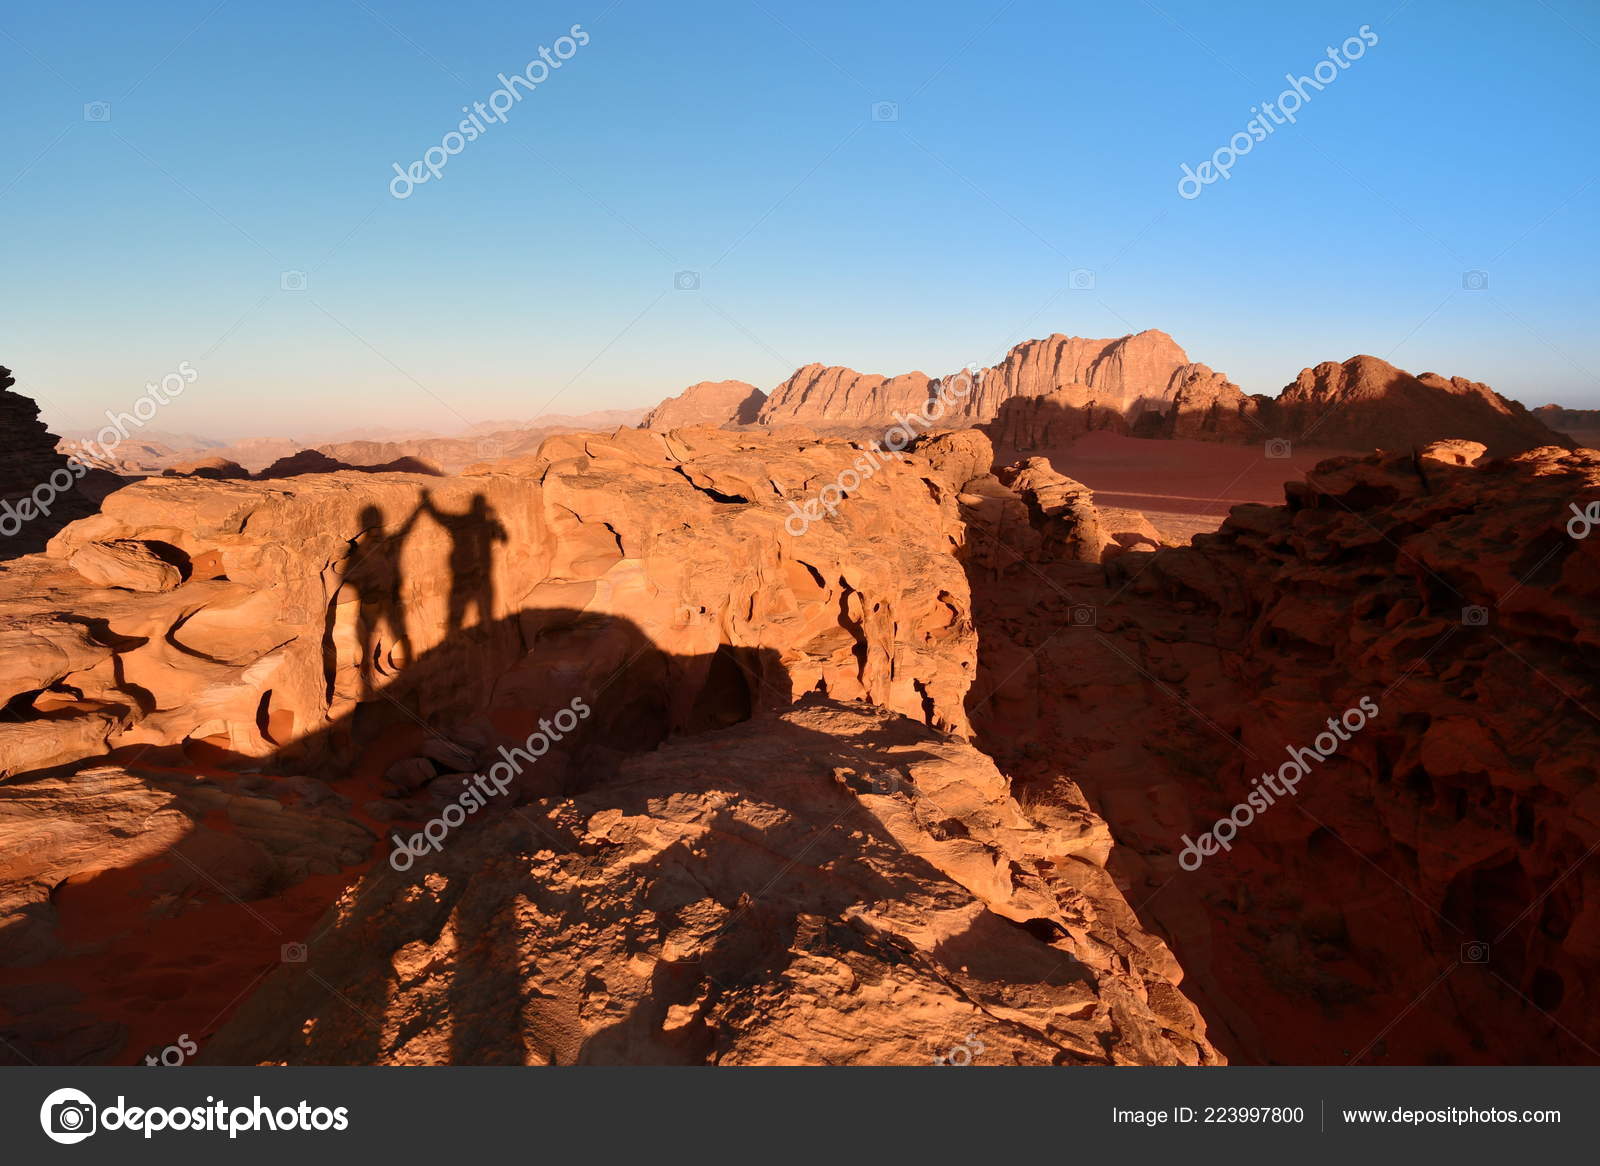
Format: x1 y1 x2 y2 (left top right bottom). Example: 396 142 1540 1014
420 737 476 772
384 757 437 791
68 540 183 592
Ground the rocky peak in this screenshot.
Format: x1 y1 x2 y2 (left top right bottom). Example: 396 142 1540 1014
641 379 766 430
0 368 101 559
1271 354 1570 455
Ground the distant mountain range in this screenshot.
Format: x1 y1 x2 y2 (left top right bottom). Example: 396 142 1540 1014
641 329 1582 459
53 407 651 475
37 336 1595 486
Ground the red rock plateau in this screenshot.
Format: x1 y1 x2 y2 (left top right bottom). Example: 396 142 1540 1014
2 353 1594 1067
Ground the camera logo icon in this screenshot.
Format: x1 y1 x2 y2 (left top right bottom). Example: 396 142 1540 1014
40 1088 97 1144
674 270 700 291
281 942 308 963
280 270 307 292
1068 604 1097 627
1460 940 1491 964
1462 270 1489 291
1265 438 1293 459
864 770 904 796
871 101 899 122
932 1033 986 1066
1461 605 1490 627
1068 268 1096 291
83 102 112 123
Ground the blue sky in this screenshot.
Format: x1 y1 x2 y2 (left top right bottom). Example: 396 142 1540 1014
2 0 1596 437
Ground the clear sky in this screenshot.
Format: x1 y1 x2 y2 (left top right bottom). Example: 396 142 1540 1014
2 0 1596 438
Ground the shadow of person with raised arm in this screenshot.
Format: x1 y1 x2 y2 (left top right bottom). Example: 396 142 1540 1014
419 489 508 633
344 503 422 696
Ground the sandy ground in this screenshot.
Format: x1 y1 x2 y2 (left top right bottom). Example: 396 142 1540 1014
1007 431 1369 544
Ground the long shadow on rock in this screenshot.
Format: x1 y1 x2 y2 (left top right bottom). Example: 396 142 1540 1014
0 597 794 1066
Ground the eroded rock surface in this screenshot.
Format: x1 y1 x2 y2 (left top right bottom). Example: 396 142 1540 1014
642 380 766 430
966 441 1600 1064
0 424 1216 1065
756 331 1262 442
202 701 1218 1066
0 367 103 559
1269 355 1567 457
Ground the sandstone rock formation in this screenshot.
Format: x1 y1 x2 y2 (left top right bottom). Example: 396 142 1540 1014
0 424 1218 1065
1534 403 1600 447
201 700 1216 1066
641 380 766 430
752 332 1267 448
163 456 251 480
65 539 184 592
4 426 977 783
756 365 941 427
5 349 1589 1068
997 459 1115 563
982 390 1129 450
1416 438 1487 466
1269 355 1568 457
910 432 1151 568
971 332 1263 439
657 334 1571 461
315 434 523 474
0 367 103 559
963 438 1600 1064
58 437 176 476
255 449 441 478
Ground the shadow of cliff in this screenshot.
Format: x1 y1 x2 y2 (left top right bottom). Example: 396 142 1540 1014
979 392 1267 463
952 460 1600 1066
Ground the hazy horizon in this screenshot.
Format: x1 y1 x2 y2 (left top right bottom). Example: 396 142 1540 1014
4 0 1597 438
30 332 1595 446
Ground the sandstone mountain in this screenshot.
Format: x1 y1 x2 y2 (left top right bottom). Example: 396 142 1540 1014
753 331 1260 442
652 331 1569 458
1534 403 1600 447
1270 355 1569 457
756 364 945 427
641 379 766 430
